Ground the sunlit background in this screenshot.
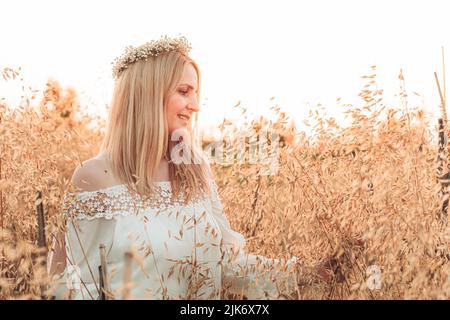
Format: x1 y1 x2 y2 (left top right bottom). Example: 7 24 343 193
1 0 448 138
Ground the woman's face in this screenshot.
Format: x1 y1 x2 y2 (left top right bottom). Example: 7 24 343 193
166 63 199 135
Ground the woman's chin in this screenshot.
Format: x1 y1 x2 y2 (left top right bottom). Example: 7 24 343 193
174 122 188 130
168 125 189 137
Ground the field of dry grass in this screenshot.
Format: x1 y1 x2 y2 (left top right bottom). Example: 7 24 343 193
0 66 448 299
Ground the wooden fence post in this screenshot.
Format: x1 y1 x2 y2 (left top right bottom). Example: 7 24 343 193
435 65 449 219
35 190 49 299
98 243 112 300
36 191 46 248
98 265 105 300
437 118 449 219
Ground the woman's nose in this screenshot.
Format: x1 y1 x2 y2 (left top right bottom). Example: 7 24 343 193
187 99 199 112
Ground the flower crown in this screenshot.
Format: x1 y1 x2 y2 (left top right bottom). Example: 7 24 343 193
111 35 192 79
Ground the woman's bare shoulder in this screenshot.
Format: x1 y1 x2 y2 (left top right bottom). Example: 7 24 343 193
70 157 120 192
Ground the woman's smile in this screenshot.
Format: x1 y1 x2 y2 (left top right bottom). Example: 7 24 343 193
177 113 190 123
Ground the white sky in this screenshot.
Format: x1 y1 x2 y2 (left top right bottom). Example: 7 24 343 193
0 0 449 137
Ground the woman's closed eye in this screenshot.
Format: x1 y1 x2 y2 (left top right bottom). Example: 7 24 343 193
179 90 189 96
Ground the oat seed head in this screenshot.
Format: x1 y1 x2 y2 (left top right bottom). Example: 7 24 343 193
111 35 192 79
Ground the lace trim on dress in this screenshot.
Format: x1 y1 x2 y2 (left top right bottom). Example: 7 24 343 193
62 181 215 221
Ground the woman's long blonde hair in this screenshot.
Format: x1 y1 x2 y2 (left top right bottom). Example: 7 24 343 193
100 50 213 202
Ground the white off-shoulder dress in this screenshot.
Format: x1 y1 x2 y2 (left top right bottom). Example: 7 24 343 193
51 178 301 300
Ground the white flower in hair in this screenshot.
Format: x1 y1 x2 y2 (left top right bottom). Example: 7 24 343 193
111 35 192 79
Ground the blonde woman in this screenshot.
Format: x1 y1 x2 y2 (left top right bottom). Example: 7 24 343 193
47 35 336 300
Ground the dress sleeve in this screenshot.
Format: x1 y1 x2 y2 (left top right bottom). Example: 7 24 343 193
51 190 117 300
208 180 302 300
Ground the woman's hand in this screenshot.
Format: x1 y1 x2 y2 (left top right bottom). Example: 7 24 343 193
298 237 366 286
314 256 343 283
